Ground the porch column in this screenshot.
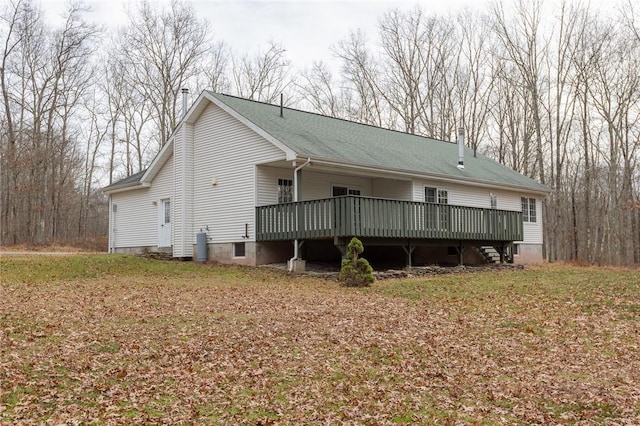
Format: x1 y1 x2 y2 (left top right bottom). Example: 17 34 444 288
295 166 303 238
293 158 310 203
295 167 302 202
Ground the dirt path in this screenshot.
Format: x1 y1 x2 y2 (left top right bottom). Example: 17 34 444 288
0 251 98 257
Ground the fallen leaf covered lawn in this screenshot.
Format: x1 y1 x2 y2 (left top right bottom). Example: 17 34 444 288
1 255 639 424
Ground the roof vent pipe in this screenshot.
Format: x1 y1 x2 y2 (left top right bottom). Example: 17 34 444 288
280 93 283 118
181 88 189 118
457 127 465 170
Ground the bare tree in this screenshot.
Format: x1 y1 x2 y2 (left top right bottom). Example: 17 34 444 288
232 41 293 104
0 0 26 244
296 61 344 117
454 10 494 153
491 0 548 185
376 6 431 134
0 0 99 245
540 1 582 261
118 0 210 148
199 40 231 94
333 30 386 127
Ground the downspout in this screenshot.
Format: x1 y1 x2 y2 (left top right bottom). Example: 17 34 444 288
181 88 189 257
108 196 113 253
288 158 312 271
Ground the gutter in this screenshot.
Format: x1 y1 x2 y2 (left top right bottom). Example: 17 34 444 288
306 157 551 195
102 182 150 195
288 158 311 272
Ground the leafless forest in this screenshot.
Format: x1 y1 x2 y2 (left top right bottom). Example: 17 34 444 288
1 0 638 265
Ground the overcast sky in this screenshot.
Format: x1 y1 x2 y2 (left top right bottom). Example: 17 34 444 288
40 0 488 70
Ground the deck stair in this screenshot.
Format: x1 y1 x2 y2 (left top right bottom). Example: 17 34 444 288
478 246 501 264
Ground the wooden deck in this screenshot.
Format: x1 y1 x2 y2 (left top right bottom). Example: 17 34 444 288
256 196 523 243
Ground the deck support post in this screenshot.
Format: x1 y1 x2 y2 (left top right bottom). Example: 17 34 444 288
499 243 505 264
507 242 514 264
457 242 465 266
401 242 415 268
334 236 347 258
293 239 305 252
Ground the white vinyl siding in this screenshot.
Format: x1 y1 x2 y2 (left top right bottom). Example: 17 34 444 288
257 166 413 205
372 178 412 200
257 166 281 206
173 123 196 257
522 198 543 244
412 178 543 245
192 103 285 244
110 155 174 249
301 170 372 199
413 179 523 210
257 166 372 204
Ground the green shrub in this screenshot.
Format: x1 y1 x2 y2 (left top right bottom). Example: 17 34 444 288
339 237 375 287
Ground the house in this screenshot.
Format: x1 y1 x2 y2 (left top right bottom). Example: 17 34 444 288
103 91 549 269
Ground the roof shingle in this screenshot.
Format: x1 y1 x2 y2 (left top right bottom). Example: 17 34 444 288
209 92 548 193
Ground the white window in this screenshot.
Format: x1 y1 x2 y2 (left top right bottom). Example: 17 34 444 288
438 189 448 204
278 178 293 203
332 186 361 196
425 187 436 203
521 197 537 222
425 187 448 204
164 200 171 223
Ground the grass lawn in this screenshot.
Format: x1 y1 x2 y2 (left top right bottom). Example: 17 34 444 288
1 255 639 424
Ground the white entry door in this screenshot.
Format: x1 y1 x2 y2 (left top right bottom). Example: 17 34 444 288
159 199 171 247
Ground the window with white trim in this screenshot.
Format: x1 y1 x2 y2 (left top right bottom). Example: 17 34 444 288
438 189 448 204
521 197 537 222
425 187 448 204
332 186 361 196
278 178 293 203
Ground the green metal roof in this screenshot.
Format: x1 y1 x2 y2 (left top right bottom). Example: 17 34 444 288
209 92 548 193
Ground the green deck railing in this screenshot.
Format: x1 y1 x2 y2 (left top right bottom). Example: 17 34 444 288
255 196 523 242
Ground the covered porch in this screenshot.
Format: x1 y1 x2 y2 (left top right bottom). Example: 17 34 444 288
256 195 523 266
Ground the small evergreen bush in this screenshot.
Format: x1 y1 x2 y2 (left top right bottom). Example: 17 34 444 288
339 237 375 287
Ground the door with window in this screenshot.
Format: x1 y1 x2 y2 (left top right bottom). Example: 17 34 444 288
332 186 362 232
425 187 449 231
159 198 171 247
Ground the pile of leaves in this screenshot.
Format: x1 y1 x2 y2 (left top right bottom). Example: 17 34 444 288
1 255 639 424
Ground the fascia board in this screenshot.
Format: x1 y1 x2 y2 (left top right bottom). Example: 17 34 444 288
307 157 551 196
103 182 151 195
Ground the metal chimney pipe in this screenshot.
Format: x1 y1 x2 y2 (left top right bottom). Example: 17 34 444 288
181 88 189 118
280 93 283 118
457 127 465 170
